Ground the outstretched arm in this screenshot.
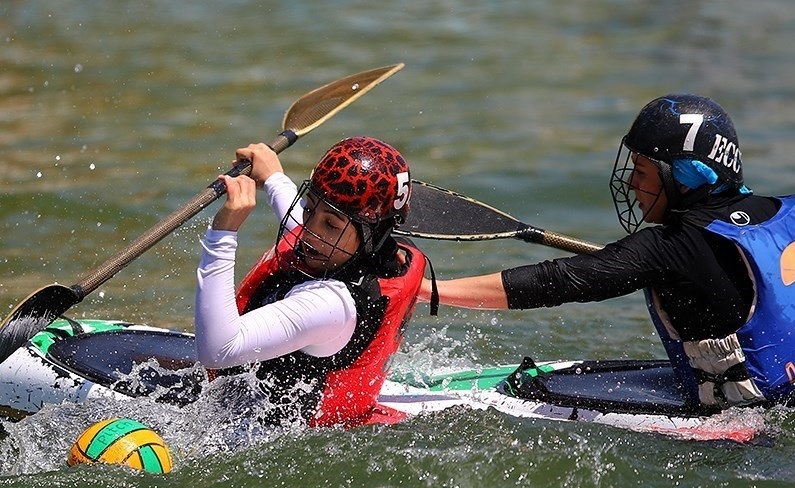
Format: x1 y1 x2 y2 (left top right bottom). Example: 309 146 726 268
195 232 357 368
420 272 509 310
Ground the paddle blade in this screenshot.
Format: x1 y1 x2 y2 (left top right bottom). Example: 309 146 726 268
283 63 404 136
0 284 81 362
397 180 526 240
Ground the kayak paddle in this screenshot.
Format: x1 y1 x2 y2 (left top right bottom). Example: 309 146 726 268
0 63 405 363
396 180 603 254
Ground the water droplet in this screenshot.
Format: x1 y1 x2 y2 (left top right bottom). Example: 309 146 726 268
89 163 96 170
36 171 42 178
74 64 83 73
351 83 359 90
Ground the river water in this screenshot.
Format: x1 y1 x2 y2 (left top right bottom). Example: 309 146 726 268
2 1 795 486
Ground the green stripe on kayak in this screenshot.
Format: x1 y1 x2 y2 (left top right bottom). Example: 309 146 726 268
427 366 517 391
391 365 518 391
392 363 558 392
29 319 126 354
525 364 556 377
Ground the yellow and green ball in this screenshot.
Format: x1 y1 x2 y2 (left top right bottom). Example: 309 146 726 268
67 417 172 473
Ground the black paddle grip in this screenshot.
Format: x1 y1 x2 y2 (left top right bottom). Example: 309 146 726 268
207 130 298 196
515 226 545 244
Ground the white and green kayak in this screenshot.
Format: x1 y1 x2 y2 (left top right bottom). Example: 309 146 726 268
0 318 764 442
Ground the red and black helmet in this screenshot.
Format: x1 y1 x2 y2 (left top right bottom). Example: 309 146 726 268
309 137 411 226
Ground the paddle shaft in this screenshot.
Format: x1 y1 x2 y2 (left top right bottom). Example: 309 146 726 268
71 62 407 298
515 225 603 254
72 131 294 300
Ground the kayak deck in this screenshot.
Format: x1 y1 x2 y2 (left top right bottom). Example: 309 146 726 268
0 318 764 442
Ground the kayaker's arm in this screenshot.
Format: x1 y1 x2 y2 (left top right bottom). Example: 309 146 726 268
420 237 655 312
420 272 508 309
194 229 357 368
237 143 304 229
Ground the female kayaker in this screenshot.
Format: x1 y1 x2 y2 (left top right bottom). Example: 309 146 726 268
195 137 426 427
422 94 795 411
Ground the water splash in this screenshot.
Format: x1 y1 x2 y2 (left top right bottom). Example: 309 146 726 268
0 364 325 477
390 325 480 388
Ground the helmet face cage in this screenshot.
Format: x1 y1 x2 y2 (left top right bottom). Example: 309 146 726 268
275 137 411 278
276 181 365 280
610 139 665 234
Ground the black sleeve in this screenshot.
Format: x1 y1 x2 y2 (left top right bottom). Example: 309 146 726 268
501 228 672 310
501 197 771 339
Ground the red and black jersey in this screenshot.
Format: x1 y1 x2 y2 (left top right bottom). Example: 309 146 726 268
221 236 425 427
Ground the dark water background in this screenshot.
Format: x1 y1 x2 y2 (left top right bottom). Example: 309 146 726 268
3 1 795 486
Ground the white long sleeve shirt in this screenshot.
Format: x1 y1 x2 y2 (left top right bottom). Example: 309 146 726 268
194 172 358 369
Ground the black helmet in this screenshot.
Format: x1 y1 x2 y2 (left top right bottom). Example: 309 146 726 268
623 94 742 186
610 94 743 233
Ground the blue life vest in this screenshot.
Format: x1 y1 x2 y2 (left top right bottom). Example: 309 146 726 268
648 196 795 402
705 196 795 400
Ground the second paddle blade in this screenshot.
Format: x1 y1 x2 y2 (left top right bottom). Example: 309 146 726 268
0 284 81 362
397 180 525 239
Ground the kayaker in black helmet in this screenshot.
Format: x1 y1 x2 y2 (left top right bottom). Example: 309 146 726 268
422 94 795 411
